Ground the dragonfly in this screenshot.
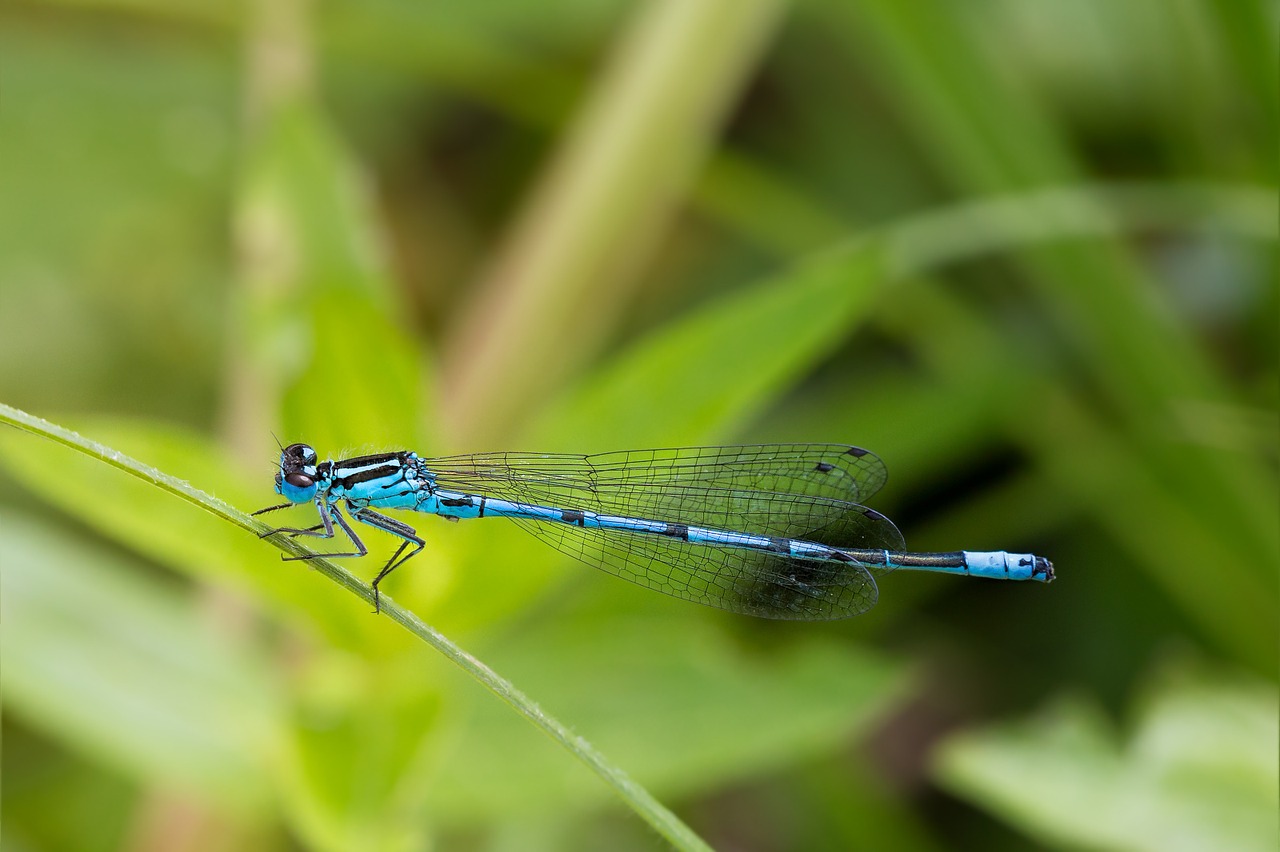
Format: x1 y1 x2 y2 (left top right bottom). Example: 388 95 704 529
254 442 1054 620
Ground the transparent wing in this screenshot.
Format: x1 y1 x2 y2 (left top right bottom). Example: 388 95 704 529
425 444 891 536
423 444 903 620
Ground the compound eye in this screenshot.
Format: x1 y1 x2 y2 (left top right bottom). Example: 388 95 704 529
285 472 315 489
283 442 316 461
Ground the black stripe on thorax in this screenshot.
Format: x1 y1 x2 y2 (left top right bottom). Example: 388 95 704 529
338 452 406 467
333 456 407 489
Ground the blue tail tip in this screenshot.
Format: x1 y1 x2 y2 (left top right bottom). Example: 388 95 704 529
1034 556 1055 582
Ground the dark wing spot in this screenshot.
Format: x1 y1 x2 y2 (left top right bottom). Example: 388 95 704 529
814 462 835 473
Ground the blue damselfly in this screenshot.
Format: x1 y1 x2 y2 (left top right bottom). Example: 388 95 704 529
255 442 1053 619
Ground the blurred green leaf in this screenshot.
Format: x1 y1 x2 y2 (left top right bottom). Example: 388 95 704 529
1 724 136 852
278 653 448 852
879 280 1278 672
533 239 888 448
234 97 430 453
828 0 1279 621
238 103 386 298
428 611 910 823
829 0 1083 189
0 513 279 813
0 20 233 418
934 667 1280 852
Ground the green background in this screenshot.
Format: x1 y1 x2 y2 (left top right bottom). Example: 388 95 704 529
1 1 1276 850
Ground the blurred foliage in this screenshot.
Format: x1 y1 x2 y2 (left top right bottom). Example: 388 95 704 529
1 1 1276 850
935 663 1279 852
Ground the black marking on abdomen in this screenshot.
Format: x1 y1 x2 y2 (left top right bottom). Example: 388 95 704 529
662 523 690 540
886 551 966 568
561 509 586 526
478 496 486 518
767 537 792 554
440 496 473 508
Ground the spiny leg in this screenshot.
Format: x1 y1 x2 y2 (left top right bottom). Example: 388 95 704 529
254 498 339 541
255 500 423 614
258 501 370 567
278 503 369 562
349 507 425 613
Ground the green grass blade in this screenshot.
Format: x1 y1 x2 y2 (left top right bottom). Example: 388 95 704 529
0 402 712 852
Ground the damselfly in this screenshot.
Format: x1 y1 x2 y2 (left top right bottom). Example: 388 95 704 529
255 442 1053 619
